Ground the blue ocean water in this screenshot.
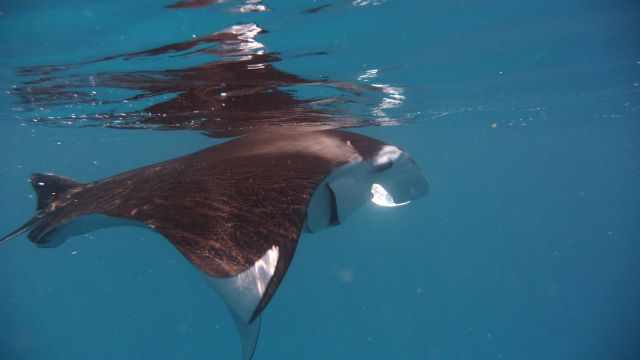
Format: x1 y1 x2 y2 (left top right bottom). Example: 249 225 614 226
1 1 639 359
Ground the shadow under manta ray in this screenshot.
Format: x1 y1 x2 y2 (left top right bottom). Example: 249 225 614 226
1 128 428 360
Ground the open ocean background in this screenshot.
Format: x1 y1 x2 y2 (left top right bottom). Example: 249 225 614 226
1 1 639 359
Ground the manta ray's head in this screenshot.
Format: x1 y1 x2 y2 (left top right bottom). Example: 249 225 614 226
305 138 428 233
368 144 428 207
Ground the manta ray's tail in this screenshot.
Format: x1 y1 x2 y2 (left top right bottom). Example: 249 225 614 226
0 173 83 244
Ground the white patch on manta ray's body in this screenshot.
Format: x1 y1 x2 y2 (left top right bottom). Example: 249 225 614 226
373 145 402 166
207 245 279 360
210 245 279 322
370 183 411 207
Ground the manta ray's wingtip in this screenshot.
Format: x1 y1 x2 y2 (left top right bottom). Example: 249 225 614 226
0 227 23 244
2 172 84 246
0 217 41 245
237 315 261 360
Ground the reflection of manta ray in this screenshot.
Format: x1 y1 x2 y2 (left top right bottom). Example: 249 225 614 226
14 23 378 138
166 0 268 13
166 0 226 9
1 129 428 360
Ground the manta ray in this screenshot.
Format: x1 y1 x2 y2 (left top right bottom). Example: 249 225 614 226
1 128 428 360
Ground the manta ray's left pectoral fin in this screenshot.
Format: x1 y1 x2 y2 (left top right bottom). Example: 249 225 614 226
207 241 297 360
231 312 262 360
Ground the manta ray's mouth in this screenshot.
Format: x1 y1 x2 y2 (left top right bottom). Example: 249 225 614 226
370 183 411 207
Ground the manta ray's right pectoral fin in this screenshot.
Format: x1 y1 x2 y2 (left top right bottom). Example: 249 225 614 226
207 245 282 360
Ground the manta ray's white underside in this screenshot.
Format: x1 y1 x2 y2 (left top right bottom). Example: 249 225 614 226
207 245 279 360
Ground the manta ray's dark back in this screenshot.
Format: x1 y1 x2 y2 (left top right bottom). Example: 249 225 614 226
2 129 383 302
0 128 427 360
